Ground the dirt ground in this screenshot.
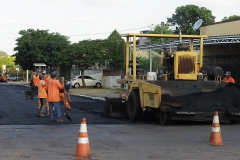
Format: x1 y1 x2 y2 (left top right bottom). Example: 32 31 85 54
69 87 121 98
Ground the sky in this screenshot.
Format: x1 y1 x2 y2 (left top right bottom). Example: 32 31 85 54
0 0 239 55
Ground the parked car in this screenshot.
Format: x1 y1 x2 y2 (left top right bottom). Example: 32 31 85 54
12 76 23 81
71 75 102 88
7 75 14 81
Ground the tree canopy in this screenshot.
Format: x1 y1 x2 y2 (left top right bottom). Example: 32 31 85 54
0 55 15 74
13 29 70 70
104 30 125 69
0 51 8 58
61 39 105 86
222 15 240 21
61 40 105 70
167 4 215 34
147 24 173 44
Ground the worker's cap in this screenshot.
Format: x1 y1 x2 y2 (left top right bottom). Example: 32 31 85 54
225 71 231 76
51 71 58 77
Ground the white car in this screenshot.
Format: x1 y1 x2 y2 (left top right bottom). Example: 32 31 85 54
71 75 102 88
7 75 14 81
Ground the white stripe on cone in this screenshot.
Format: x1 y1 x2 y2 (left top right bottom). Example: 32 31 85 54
78 137 89 144
80 124 87 132
213 116 219 123
211 127 221 132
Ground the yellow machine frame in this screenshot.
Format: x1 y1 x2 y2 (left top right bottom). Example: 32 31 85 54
122 33 208 109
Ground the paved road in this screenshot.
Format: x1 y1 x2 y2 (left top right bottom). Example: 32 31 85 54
1 83 240 160
0 83 127 125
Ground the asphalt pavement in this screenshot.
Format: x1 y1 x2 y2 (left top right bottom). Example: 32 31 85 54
0 81 127 125
1 81 240 160
11 80 121 114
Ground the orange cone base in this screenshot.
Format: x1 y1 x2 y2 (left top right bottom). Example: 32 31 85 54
209 132 223 146
74 157 97 160
75 143 91 159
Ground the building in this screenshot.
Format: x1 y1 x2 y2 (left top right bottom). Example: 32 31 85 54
134 19 240 83
200 19 240 83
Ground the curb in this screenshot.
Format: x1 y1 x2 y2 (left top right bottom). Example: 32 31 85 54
77 95 105 101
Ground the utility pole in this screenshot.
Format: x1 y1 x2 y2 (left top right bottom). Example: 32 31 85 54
161 21 164 42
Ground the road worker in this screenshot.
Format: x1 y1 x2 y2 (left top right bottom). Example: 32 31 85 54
46 71 64 122
223 71 235 83
60 80 72 110
44 74 51 116
33 74 40 95
37 74 48 117
30 74 36 91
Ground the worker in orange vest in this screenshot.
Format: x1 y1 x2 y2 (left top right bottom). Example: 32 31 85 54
223 71 235 83
45 73 51 115
60 80 72 110
33 74 40 95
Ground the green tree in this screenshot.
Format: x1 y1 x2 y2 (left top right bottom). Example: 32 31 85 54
0 51 8 57
137 53 162 70
136 56 150 69
13 29 70 71
167 5 215 34
222 15 240 21
61 39 105 87
147 24 173 44
104 30 125 69
0 55 15 74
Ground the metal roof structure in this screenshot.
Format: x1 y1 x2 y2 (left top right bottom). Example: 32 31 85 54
33 63 46 67
133 34 240 51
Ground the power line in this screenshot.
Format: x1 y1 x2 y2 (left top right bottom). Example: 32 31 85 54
0 25 149 38
67 26 149 36
0 32 19 35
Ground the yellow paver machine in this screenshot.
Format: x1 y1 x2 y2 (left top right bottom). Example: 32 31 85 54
103 33 240 124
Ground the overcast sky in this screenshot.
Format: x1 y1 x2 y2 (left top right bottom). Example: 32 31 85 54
0 0 239 55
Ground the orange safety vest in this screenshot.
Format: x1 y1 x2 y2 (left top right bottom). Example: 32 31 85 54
61 93 71 109
223 77 235 83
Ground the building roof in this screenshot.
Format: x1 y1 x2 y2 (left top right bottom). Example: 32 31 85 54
133 34 240 51
33 63 46 67
122 33 208 39
201 19 240 27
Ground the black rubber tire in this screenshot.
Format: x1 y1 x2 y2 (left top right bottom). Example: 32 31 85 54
127 90 142 121
74 83 80 88
95 83 102 88
159 111 171 125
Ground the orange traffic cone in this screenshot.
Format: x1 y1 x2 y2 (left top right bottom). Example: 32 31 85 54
209 111 223 146
75 118 91 160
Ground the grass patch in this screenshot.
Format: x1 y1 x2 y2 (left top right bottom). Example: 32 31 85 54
69 87 121 95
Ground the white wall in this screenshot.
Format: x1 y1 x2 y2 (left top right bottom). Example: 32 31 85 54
102 76 122 89
85 72 103 81
80 70 103 81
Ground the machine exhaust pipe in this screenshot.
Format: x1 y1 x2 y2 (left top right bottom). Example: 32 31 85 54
176 26 182 44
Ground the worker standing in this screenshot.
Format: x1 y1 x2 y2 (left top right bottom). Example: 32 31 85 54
46 71 64 122
44 73 51 116
223 71 235 83
60 80 72 110
37 74 48 117
65 80 71 102
33 74 40 95
30 74 36 91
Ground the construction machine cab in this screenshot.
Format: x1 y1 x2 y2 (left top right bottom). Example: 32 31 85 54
122 33 207 82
